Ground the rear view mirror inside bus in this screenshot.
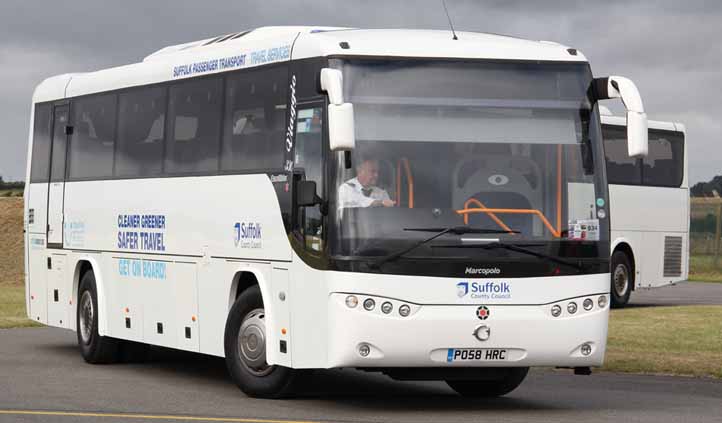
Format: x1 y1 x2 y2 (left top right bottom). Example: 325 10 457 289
321 68 356 151
594 75 648 158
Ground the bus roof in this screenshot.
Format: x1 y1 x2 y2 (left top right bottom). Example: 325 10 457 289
32 26 588 103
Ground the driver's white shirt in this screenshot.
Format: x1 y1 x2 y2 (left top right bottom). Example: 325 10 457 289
337 177 391 208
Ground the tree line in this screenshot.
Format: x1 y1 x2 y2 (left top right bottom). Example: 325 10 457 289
0 176 25 191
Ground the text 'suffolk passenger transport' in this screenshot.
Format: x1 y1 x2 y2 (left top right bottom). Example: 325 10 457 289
24 27 650 397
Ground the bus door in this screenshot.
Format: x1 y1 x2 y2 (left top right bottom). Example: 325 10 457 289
47 104 69 248
292 101 326 252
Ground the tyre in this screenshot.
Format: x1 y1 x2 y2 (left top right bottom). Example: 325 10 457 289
446 367 529 397
224 285 296 398
610 250 633 308
76 270 120 364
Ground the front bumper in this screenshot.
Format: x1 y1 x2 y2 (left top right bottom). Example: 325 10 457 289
327 293 609 368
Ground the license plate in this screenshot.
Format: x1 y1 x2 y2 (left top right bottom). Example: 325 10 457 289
447 348 508 362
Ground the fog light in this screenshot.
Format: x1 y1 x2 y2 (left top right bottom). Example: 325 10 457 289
598 295 608 308
398 304 411 317
583 298 594 311
345 295 358 308
363 298 375 311
358 343 370 357
581 343 592 356
381 301 393 314
567 302 578 314
551 304 562 317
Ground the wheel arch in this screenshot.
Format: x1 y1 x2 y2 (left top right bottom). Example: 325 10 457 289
72 257 109 335
229 270 264 310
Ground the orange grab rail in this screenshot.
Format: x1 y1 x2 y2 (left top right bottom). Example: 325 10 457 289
462 198 514 233
456 207 561 238
395 158 414 208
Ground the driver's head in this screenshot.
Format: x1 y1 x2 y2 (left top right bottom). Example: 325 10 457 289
356 158 380 188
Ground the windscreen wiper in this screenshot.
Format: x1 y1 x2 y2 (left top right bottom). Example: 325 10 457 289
434 241 584 271
369 226 519 269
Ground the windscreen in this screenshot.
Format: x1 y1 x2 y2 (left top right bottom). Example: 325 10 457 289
326 59 609 275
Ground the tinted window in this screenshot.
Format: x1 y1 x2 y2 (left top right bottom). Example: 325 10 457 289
221 66 287 171
643 129 684 187
116 87 167 177
30 104 52 182
68 94 117 179
50 107 68 182
603 124 641 185
165 78 223 174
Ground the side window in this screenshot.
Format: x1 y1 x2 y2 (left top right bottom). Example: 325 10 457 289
165 77 223 174
221 66 287 172
50 108 68 182
30 104 52 183
68 94 117 179
643 130 684 187
602 124 641 185
294 106 324 252
116 87 167 177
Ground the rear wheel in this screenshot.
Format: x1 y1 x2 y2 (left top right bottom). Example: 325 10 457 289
611 251 633 308
224 285 296 398
446 367 529 397
77 270 120 364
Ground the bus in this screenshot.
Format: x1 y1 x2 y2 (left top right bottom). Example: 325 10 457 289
24 26 649 398
601 112 688 307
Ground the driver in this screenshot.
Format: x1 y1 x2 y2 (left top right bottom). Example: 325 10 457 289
338 158 396 209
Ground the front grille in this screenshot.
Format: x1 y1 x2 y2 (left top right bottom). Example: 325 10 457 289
663 236 683 277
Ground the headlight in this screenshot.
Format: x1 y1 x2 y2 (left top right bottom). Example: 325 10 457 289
345 295 358 308
567 302 578 314
551 304 562 317
381 301 393 314
583 298 594 311
363 298 375 311
598 295 608 308
398 304 411 317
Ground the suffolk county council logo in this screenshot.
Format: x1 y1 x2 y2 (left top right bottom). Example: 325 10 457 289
476 305 490 320
456 282 469 298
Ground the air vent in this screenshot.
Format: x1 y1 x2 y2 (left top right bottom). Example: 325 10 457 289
663 236 683 277
203 30 252 46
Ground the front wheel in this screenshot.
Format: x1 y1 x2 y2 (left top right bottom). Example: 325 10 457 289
446 367 529 397
610 251 633 308
224 285 296 398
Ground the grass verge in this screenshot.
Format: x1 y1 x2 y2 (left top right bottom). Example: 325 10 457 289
605 305 722 378
0 284 40 329
688 255 722 283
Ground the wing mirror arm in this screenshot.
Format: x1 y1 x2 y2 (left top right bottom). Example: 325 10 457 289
320 68 356 153
594 76 648 158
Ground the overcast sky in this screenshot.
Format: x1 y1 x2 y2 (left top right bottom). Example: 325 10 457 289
1 0 719 183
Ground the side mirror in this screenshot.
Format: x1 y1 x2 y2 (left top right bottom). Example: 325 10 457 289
594 76 648 158
321 68 356 151
296 180 320 207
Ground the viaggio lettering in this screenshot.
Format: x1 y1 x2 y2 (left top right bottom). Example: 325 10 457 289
285 75 297 152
